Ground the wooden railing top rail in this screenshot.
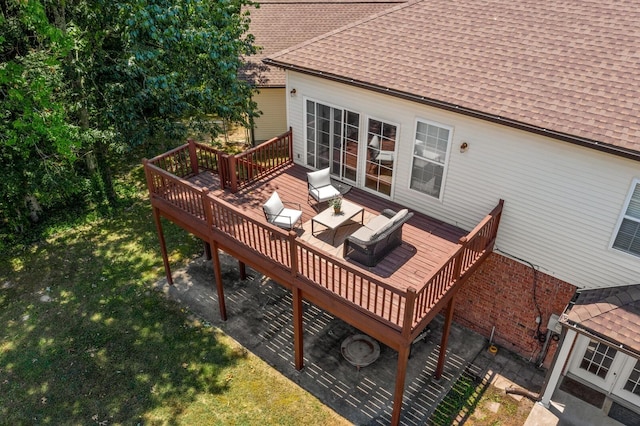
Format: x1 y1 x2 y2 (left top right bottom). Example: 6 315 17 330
147 143 190 166
458 200 504 245
234 128 292 161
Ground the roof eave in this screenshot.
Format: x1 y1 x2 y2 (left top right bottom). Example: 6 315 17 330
264 59 640 162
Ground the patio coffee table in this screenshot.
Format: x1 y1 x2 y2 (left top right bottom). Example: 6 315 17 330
311 200 365 244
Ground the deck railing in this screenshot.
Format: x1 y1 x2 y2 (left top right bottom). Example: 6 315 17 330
219 128 293 192
294 241 405 330
147 128 294 193
411 200 504 329
144 162 206 221
147 144 195 178
202 193 405 328
144 151 503 334
207 197 293 269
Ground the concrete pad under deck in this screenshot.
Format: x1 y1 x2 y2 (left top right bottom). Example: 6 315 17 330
154 254 488 425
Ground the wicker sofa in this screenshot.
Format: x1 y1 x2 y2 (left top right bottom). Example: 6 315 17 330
343 208 413 266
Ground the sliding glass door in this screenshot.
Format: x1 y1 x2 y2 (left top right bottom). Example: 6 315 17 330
306 100 360 184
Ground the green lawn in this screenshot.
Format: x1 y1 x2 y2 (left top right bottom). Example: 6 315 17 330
0 166 348 425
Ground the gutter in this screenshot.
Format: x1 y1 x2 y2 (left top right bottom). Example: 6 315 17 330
560 318 640 359
263 59 640 163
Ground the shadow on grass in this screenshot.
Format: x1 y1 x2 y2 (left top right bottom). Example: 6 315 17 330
427 368 489 425
0 167 245 424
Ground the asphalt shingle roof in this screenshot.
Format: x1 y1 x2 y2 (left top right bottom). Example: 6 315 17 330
562 285 640 355
266 0 640 153
244 0 403 87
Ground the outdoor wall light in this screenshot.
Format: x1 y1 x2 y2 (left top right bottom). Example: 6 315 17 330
459 141 469 153
290 88 297 96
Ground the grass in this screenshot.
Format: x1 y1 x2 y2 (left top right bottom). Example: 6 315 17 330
429 369 534 426
0 165 348 425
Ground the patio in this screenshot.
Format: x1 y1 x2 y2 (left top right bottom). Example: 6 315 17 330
155 254 490 425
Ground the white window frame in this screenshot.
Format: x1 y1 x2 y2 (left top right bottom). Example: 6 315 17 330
568 335 625 391
408 118 453 201
363 115 400 199
610 178 640 258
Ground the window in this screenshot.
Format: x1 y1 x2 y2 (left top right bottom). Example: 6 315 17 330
365 118 397 196
410 120 451 199
579 339 618 379
624 360 640 396
613 180 640 257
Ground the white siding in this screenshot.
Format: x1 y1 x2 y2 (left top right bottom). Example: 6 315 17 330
286 72 640 290
253 88 287 142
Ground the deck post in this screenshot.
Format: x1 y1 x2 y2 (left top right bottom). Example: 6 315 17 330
203 241 212 260
292 286 304 370
238 261 247 280
289 231 304 370
229 154 238 193
211 240 228 321
152 207 173 286
202 189 227 321
435 293 457 379
287 127 293 161
391 344 411 426
390 287 417 426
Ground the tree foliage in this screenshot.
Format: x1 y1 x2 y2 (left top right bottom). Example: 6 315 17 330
0 0 258 241
0 0 84 233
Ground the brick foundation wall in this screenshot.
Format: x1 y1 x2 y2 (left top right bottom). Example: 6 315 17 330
454 253 576 368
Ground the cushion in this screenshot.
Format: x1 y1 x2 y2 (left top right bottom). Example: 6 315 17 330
307 167 331 188
390 209 409 224
311 184 341 202
376 151 394 162
272 207 302 229
263 192 284 217
350 225 376 242
371 219 397 240
365 215 391 231
368 135 380 149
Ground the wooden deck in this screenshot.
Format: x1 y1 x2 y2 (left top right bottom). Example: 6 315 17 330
143 131 503 425
189 164 466 292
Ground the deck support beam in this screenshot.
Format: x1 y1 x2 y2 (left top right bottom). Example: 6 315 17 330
435 294 456 379
391 344 411 426
153 207 173 285
292 286 304 370
238 261 247 280
211 240 228 321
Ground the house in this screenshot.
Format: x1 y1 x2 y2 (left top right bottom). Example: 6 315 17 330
243 0 404 142
260 0 640 421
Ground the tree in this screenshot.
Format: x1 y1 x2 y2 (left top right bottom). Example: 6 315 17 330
1 0 259 239
0 0 85 234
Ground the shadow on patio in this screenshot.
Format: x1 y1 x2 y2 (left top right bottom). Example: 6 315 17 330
155 253 489 425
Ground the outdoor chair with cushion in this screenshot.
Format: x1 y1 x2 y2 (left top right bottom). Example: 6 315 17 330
343 208 413 266
368 135 395 163
307 167 341 211
262 191 303 230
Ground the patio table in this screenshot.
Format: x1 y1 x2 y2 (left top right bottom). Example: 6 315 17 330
311 200 365 244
